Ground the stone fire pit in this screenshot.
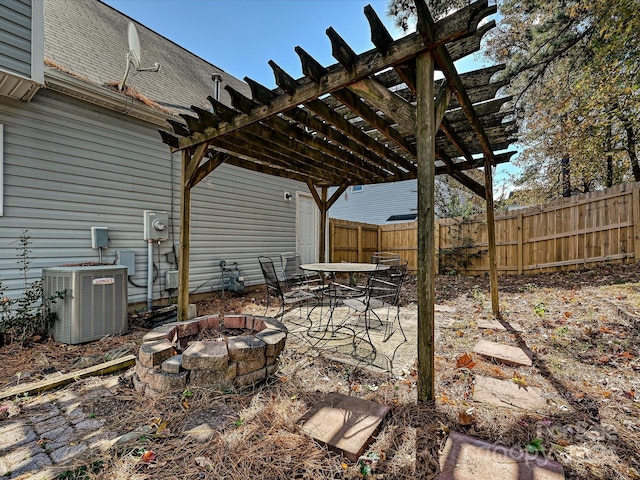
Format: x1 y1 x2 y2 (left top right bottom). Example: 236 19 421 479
134 314 287 396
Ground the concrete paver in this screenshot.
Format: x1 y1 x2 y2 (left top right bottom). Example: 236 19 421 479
298 391 391 461
473 340 533 366
477 318 523 331
473 375 547 411
0 378 123 480
438 431 564 479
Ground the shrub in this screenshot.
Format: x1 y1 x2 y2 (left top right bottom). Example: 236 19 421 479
0 231 66 345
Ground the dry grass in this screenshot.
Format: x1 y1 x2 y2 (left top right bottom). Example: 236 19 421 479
2 263 640 479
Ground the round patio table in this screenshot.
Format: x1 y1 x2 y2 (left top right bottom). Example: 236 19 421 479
299 263 389 341
299 262 388 274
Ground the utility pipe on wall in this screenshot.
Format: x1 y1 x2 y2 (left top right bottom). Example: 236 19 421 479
147 240 154 311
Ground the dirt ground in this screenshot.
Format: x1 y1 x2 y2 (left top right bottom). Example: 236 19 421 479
1 263 639 479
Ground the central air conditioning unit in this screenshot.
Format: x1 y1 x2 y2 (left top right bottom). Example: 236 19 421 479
42 266 128 344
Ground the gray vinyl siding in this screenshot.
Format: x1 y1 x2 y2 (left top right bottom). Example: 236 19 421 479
0 0 32 77
0 89 303 303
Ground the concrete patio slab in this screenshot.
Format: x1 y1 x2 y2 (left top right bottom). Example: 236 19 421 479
473 340 533 366
438 431 564 479
297 391 391 461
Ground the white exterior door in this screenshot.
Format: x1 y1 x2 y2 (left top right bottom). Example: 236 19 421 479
296 192 319 263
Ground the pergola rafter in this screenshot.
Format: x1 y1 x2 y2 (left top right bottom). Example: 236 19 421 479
159 0 518 402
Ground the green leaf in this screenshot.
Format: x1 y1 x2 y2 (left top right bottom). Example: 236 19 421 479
527 437 545 454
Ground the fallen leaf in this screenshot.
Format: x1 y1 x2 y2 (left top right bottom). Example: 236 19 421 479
492 366 506 377
181 399 189 409
512 375 528 388
440 394 455 405
597 356 610 365
564 311 572 318
141 450 156 463
623 390 636 400
599 326 614 334
456 353 476 369
156 420 169 433
619 351 635 360
458 410 474 426
602 390 611 398
455 330 465 337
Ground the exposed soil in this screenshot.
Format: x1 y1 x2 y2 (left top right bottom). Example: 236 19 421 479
1 262 639 479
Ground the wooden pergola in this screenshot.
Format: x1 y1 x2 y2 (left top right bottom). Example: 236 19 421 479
159 0 517 401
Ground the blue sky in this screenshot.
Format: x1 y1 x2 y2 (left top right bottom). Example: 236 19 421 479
101 0 515 189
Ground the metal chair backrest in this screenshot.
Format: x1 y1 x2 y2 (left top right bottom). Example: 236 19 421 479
280 252 304 287
258 256 284 302
370 252 401 266
365 259 406 306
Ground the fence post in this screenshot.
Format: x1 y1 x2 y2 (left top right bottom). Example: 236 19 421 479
357 224 363 262
633 185 640 263
329 220 335 262
517 212 523 274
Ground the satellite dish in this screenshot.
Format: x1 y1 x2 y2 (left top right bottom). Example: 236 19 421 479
127 22 141 70
119 22 161 91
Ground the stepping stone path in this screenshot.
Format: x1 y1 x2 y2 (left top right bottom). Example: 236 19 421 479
297 392 391 461
437 315 565 478
473 340 533 367
438 431 564 479
473 375 547 411
477 318 523 331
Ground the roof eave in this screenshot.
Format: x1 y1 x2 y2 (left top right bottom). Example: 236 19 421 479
44 68 177 127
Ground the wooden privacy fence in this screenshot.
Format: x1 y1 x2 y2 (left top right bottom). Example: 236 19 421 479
329 182 640 274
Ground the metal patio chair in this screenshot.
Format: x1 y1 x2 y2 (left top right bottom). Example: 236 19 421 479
258 256 317 318
343 259 408 343
280 252 323 293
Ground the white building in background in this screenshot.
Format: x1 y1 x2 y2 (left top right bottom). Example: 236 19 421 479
329 180 419 225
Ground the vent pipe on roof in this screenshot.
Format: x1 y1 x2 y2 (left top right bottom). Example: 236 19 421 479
212 73 223 102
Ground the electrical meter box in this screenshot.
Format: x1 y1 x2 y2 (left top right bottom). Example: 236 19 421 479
143 210 169 241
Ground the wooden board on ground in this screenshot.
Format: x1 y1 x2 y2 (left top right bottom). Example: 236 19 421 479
0 355 136 400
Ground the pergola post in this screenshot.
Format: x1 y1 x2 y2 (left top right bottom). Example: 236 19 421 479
177 149 192 321
416 50 436 402
484 162 500 316
319 187 328 262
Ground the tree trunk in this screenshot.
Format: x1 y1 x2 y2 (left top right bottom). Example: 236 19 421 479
625 125 640 182
605 126 613 188
618 112 640 181
561 156 572 197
